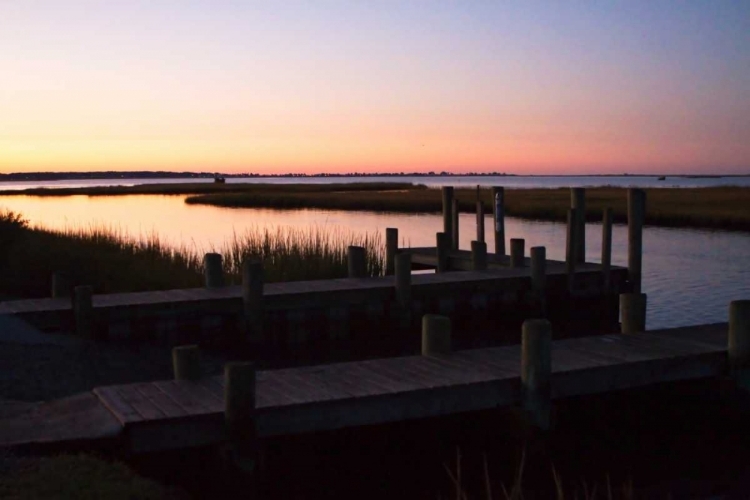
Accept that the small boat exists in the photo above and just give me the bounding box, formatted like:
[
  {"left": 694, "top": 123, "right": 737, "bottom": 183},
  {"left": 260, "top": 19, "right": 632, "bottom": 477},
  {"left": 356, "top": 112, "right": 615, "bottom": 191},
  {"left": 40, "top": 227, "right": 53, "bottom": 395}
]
[
  {"left": 214, "top": 176, "right": 226, "bottom": 184},
  {"left": 657, "top": 176, "right": 666, "bottom": 181}
]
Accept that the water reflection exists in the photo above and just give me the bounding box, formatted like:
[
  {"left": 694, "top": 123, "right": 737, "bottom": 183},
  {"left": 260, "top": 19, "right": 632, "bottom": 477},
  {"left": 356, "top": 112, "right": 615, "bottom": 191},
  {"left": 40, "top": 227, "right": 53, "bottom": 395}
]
[{"left": 1, "top": 194, "right": 748, "bottom": 330}]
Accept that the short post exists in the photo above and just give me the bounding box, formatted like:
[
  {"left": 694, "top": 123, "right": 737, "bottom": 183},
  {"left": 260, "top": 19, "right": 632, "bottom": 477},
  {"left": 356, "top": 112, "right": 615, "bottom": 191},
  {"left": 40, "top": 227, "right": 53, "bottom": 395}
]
[
  {"left": 442, "top": 187, "right": 454, "bottom": 244},
  {"left": 395, "top": 253, "right": 412, "bottom": 309},
  {"left": 172, "top": 345, "right": 201, "bottom": 381},
  {"left": 571, "top": 188, "right": 586, "bottom": 264},
  {"left": 628, "top": 189, "right": 646, "bottom": 293},
  {"left": 204, "top": 253, "right": 225, "bottom": 288},
  {"left": 601, "top": 208, "right": 613, "bottom": 293},
  {"left": 620, "top": 293, "right": 647, "bottom": 333},
  {"left": 729, "top": 300, "right": 750, "bottom": 389},
  {"left": 451, "top": 198, "right": 460, "bottom": 250},
  {"left": 385, "top": 228, "right": 398, "bottom": 276},
  {"left": 436, "top": 232, "right": 450, "bottom": 273},
  {"left": 347, "top": 245, "right": 367, "bottom": 278},
  {"left": 530, "top": 246, "right": 546, "bottom": 314},
  {"left": 224, "top": 362, "right": 257, "bottom": 456},
  {"left": 510, "top": 238, "right": 525, "bottom": 268},
  {"left": 521, "top": 319, "right": 552, "bottom": 430},
  {"left": 242, "top": 259, "right": 264, "bottom": 342},
  {"left": 471, "top": 240, "right": 487, "bottom": 271},
  {"left": 565, "top": 208, "right": 577, "bottom": 292},
  {"left": 492, "top": 187, "right": 505, "bottom": 255},
  {"left": 422, "top": 314, "right": 451, "bottom": 355},
  {"left": 476, "top": 186, "right": 485, "bottom": 243},
  {"left": 73, "top": 285, "right": 93, "bottom": 338},
  {"left": 51, "top": 271, "right": 70, "bottom": 299}
]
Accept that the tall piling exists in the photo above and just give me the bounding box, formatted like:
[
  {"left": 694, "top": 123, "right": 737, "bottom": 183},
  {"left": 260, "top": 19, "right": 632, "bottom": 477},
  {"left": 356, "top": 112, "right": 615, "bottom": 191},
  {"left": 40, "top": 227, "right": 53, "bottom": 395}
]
[
  {"left": 476, "top": 186, "right": 485, "bottom": 243},
  {"left": 471, "top": 240, "right": 487, "bottom": 271},
  {"left": 422, "top": 314, "right": 451, "bottom": 355},
  {"left": 628, "top": 189, "right": 646, "bottom": 293},
  {"left": 442, "top": 187, "right": 454, "bottom": 244},
  {"left": 394, "top": 253, "right": 412, "bottom": 309},
  {"left": 565, "top": 209, "right": 577, "bottom": 292},
  {"left": 571, "top": 188, "right": 586, "bottom": 264},
  {"left": 242, "top": 259, "right": 264, "bottom": 342},
  {"left": 620, "top": 293, "right": 647, "bottom": 333},
  {"left": 452, "top": 198, "right": 460, "bottom": 251},
  {"left": 492, "top": 187, "right": 505, "bottom": 255},
  {"left": 347, "top": 246, "right": 367, "bottom": 278},
  {"left": 173, "top": 345, "right": 201, "bottom": 381},
  {"left": 601, "top": 208, "right": 613, "bottom": 293},
  {"left": 530, "top": 246, "right": 546, "bottom": 315},
  {"left": 224, "top": 362, "right": 257, "bottom": 457},
  {"left": 521, "top": 319, "right": 552, "bottom": 430},
  {"left": 436, "top": 232, "right": 450, "bottom": 273},
  {"left": 204, "top": 253, "right": 224, "bottom": 288},
  {"left": 510, "top": 238, "right": 525, "bottom": 268},
  {"left": 385, "top": 228, "right": 398, "bottom": 276}
]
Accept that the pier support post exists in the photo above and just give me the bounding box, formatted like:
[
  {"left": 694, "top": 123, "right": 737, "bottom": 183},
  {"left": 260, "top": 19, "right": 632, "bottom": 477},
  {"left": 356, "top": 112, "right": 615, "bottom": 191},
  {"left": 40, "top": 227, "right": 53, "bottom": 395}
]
[
  {"left": 620, "top": 293, "right": 647, "bottom": 333},
  {"left": 601, "top": 208, "right": 613, "bottom": 293},
  {"left": 530, "top": 246, "right": 546, "bottom": 315},
  {"left": 492, "top": 187, "right": 505, "bottom": 255},
  {"left": 73, "top": 285, "right": 93, "bottom": 338},
  {"left": 729, "top": 300, "right": 750, "bottom": 389},
  {"left": 442, "top": 187, "right": 454, "bottom": 244},
  {"left": 385, "top": 228, "right": 398, "bottom": 276},
  {"left": 571, "top": 188, "right": 586, "bottom": 264},
  {"left": 204, "top": 253, "right": 225, "bottom": 288},
  {"left": 242, "top": 259, "right": 264, "bottom": 342},
  {"left": 173, "top": 345, "right": 201, "bottom": 381},
  {"left": 436, "top": 232, "right": 450, "bottom": 273},
  {"left": 348, "top": 246, "right": 367, "bottom": 278},
  {"left": 452, "top": 198, "right": 460, "bottom": 250},
  {"left": 510, "top": 238, "right": 525, "bottom": 268},
  {"left": 471, "top": 241, "right": 487, "bottom": 271},
  {"left": 395, "top": 253, "right": 412, "bottom": 308},
  {"left": 565, "top": 209, "right": 577, "bottom": 293},
  {"left": 521, "top": 319, "right": 552, "bottom": 430},
  {"left": 476, "top": 186, "right": 485, "bottom": 243},
  {"left": 628, "top": 189, "right": 646, "bottom": 293},
  {"left": 224, "top": 362, "right": 257, "bottom": 470},
  {"left": 422, "top": 314, "right": 451, "bottom": 355},
  {"left": 51, "top": 271, "right": 70, "bottom": 299}
]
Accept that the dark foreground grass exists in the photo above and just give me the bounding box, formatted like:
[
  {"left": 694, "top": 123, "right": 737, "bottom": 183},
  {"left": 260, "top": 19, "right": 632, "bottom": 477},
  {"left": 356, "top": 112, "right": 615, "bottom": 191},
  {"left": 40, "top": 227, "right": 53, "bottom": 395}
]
[
  {"left": 0, "top": 210, "right": 384, "bottom": 299},
  {"left": 186, "top": 186, "right": 750, "bottom": 231}
]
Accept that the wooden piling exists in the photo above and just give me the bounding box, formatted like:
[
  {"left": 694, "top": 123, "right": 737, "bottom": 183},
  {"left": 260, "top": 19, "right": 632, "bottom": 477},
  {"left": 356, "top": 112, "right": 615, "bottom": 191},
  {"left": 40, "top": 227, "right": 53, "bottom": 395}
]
[
  {"left": 73, "top": 285, "right": 93, "bottom": 338},
  {"left": 204, "top": 253, "right": 224, "bottom": 288},
  {"left": 628, "top": 189, "right": 646, "bottom": 293},
  {"left": 451, "top": 198, "right": 460, "bottom": 251},
  {"left": 492, "top": 187, "right": 505, "bottom": 255},
  {"left": 620, "top": 293, "right": 647, "bottom": 333},
  {"left": 565, "top": 208, "right": 577, "bottom": 292},
  {"left": 347, "top": 246, "right": 367, "bottom": 278},
  {"left": 385, "top": 228, "right": 398, "bottom": 276},
  {"left": 394, "top": 252, "right": 412, "bottom": 309},
  {"left": 530, "top": 246, "right": 546, "bottom": 314},
  {"left": 476, "top": 186, "right": 485, "bottom": 243},
  {"left": 172, "top": 345, "right": 201, "bottom": 381},
  {"left": 510, "top": 238, "right": 525, "bottom": 268},
  {"left": 471, "top": 241, "right": 487, "bottom": 271},
  {"left": 242, "top": 259, "right": 264, "bottom": 342},
  {"left": 521, "top": 319, "right": 552, "bottom": 430},
  {"left": 436, "top": 232, "right": 450, "bottom": 273},
  {"left": 442, "top": 187, "right": 454, "bottom": 244},
  {"left": 224, "top": 362, "right": 257, "bottom": 447},
  {"left": 51, "top": 271, "right": 70, "bottom": 299},
  {"left": 729, "top": 300, "right": 750, "bottom": 388},
  {"left": 422, "top": 314, "right": 451, "bottom": 355},
  {"left": 601, "top": 208, "right": 613, "bottom": 293},
  {"left": 571, "top": 188, "right": 586, "bottom": 264}
]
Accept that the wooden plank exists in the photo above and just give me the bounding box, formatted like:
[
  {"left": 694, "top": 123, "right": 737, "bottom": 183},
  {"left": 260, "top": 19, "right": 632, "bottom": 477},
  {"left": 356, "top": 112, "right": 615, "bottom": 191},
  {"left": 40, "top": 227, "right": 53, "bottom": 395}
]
[
  {"left": 302, "top": 363, "right": 387, "bottom": 398},
  {"left": 151, "top": 380, "right": 216, "bottom": 416},
  {"left": 93, "top": 386, "right": 143, "bottom": 425},
  {"left": 272, "top": 369, "right": 348, "bottom": 402},
  {"left": 133, "top": 383, "right": 188, "bottom": 419}
]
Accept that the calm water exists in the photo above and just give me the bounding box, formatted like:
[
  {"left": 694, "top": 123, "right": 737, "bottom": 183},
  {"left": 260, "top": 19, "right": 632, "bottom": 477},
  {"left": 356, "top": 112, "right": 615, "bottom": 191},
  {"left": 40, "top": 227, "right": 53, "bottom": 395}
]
[{"left": 1, "top": 190, "right": 748, "bottom": 331}]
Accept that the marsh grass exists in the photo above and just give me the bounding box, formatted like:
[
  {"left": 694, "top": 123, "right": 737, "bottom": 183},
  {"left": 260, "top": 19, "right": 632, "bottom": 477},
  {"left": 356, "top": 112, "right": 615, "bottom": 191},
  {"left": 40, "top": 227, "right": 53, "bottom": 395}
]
[
  {"left": 186, "top": 186, "right": 750, "bottom": 231},
  {"left": 0, "top": 210, "right": 384, "bottom": 299}
]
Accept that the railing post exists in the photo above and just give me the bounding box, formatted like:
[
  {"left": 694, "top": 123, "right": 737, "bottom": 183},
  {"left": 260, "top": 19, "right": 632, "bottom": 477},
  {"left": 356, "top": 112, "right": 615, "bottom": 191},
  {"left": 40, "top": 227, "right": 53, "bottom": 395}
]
[
  {"left": 394, "top": 253, "right": 412, "bottom": 308},
  {"left": 452, "top": 198, "right": 460, "bottom": 251},
  {"left": 530, "top": 246, "right": 546, "bottom": 315},
  {"left": 476, "top": 185, "right": 485, "bottom": 243},
  {"left": 492, "top": 187, "right": 505, "bottom": 255},
  {"left": 521, "top": 319, "right": 552, "bottom": 430},
  {"left": 204, "top": 252, "right": 225, "bottom": 288},
  {"left": 510, "top": 238, "right": 525, "bottom": 268},
  {"left": 347, "top": 246, "right": 367, "bottom": 278},
  {"left": 601, "top": 208, "right": 613, "bottom": 293},
  {"left": 442, "top": 187, "right": 454, "bottom": 244},
  {"left": 471, "top": 240, "right": 487, "bottom": 271},
  {"left": 436, "top": 232, "right": 450, "bottom": 273},
  {"left": 620, "top": 293, "right": 647, "bottom": 333},
  {"left": 565, "top": 208, "right": 577, "bottom": 293},
  {"left": 571, "top": 188, "right": 586, "bottom": 264},
  {"left": 173, "top": 345, "right": 201, "bottom": 381},
  {"left": 242, "top": 259, "right": 264, "bottom": 342},
  {"left": 628, "top": 189, "right": 646, "bottom": 293},
  {"left": 422, "top": 314, "right": 451, "bottom": 355},
  {"left": 729, "top": 300, "right": 750, "bottom": 389},
  {"left": 224, "top": 362, "right": 257, "bottom": 468},
  {"left": 73, "top": 285, "right": 93, "bottom": 338},
  {"left": 51, "top": 271, "right": 70, "bottom": 299},
  {"left": 385, "top": 228, "right": 398, "bottom": 276}
]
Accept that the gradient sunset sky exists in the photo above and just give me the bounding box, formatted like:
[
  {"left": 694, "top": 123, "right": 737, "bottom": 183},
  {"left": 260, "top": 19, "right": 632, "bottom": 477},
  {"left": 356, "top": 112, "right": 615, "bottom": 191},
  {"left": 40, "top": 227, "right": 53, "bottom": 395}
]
[{"left": 2, "top": 2, "right": 749, "bottom": 175}]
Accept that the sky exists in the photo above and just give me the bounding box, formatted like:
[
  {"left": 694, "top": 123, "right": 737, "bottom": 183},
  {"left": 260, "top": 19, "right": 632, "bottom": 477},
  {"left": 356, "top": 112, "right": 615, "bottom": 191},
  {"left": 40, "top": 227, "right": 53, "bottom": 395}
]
[{"left": 1, "top": 1, "right": 749, "bottom": 175}]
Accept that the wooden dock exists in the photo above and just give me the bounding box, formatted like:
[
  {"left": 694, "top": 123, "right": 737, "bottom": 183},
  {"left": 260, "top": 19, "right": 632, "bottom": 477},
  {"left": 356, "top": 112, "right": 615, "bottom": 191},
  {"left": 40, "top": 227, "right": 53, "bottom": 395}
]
[{"left": 0, "top": 323, "right": 730, "bottom": 454}]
